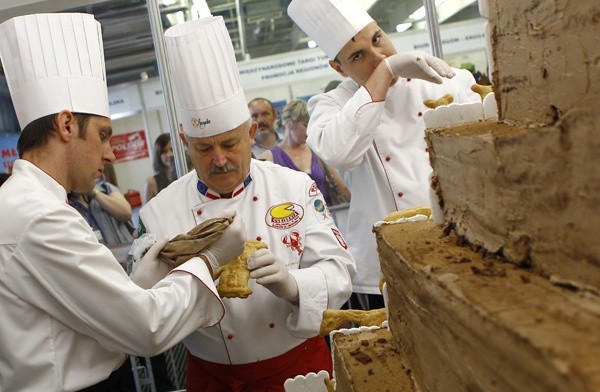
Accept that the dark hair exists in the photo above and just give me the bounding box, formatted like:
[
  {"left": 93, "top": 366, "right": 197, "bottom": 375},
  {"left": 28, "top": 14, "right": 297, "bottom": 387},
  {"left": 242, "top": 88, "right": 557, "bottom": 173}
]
[
  {"left": 153, "top": 133, "right": 172, "bottom": 176},
  {"left": 0, "top": 172, "right": 10, "bottom": 187},
  {"left": 17, "top": 112, "right": 92, "bottom": 157},
  {"left": 248, "top": 97, "right": 275, "bottom": 115}
]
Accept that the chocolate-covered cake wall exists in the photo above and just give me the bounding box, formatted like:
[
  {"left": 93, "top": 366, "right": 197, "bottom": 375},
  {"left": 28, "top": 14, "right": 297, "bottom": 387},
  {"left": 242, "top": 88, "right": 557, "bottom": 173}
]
[
  {"left": 374, "top": 0, "right": 600, "bottom": 390},
  {"left": 427, "top": 0, "right": 600, "bottom": 289},
  {"left": 489, "top": 0, "right": 600, "bottom": 126}
]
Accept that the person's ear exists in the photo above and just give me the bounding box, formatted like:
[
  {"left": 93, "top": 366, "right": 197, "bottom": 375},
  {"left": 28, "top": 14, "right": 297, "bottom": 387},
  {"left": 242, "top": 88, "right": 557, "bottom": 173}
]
[
  {"left": 55, "top": 110, "right": 76, "bottom": 142},
  {"left": 329, "top": 59, "right": 347, "bottom": 78},
  {"left": 249, "top": 121, "right": 258, "bottom": 141},
  {"left": 179, "top": 131, "right": 188, "bottom": 147},
  {"left": 283, "top": 118, "right": 292, "bottom": 130}
]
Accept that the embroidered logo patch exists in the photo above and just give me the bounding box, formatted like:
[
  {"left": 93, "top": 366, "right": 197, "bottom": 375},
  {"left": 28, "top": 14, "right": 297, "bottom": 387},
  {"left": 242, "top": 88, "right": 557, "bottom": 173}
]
[
  {"left": 331, "top": 228, "right": 348, "bottom": 249},
  {"left": 191, "top": 117, "right": 211, "bottom": 128},
  {"left": 265, "top": 203, "right": 304, "bottom": 229},
  {"left": 308, "top": 182, "right": 319, "bottom": 197},
  {"left": 282, "top": 230, "right": 303, "bottom": 255},
  {"left": 313, "top": 199, "right": 328, "bottom": 219}
]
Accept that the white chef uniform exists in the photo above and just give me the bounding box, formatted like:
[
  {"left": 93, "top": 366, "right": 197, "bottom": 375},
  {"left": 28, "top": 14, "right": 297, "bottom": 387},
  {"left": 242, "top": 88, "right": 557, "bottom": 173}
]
[
  {"left": 288, "top": 0, "right": 482, "bottom": 294},
  {"left": 307, "top": 72, "right": 481, "bottom": 294},
  {"left": 0, "top": 160, "right": 224, "bottom": 391},
  {"left": 139, "top": 159, "right": 356, "bottom": 363},
  {"left": 0, "top": 13, "right": 224, "bottom": 391},
  {"left": 141, "top": 14, "right": 354, "bottom": 374}
]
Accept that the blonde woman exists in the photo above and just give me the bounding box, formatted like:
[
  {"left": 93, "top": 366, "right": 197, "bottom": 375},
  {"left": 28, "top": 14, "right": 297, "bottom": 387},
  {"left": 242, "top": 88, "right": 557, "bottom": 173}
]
[{"left": 260, "top": 100, "right": 350, "bottom": 205}]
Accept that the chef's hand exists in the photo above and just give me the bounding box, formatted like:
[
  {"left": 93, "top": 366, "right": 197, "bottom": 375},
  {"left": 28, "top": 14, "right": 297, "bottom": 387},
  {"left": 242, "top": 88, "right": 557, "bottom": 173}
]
[
  {"left": 130, "top": 237, "right": 171, "bottom": 289},
  {"left": 201, "top": 211, "right": 247, "bottom": 276},
  {"left": 248, "top": 249, "right": 299, "bottom": 302},
  {"left": 383, "top": 51, "right": 455, "bottom": 84}
]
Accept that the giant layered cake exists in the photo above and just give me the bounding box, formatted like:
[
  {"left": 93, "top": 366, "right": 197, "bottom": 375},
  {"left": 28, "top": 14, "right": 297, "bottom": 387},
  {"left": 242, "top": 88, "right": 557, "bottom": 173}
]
[
  {"left": 427, "top": 0, "right": 600, "bottom": 288},
  {"left": 375, "top": 0, "right": 600, "bottom": 391},
  {"left": 330, "top": 325, "right": 416, "bottom": 392}
]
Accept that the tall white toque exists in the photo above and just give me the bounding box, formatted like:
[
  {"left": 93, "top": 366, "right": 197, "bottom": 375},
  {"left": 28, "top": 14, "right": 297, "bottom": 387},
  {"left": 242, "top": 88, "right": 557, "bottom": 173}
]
[
  {"left": 165, "top": 16, "right": 248, "bottom": 138},
  {"left": 288, "top": 0, "right": 374, "bottom": 59},
  {"left": 0, "top": 13, "right": 109, "bottom": 131}
]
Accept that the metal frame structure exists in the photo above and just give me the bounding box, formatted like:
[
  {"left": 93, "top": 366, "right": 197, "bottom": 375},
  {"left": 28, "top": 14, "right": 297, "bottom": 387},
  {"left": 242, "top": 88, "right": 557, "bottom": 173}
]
[{"left": 144, "top": 0, "right": 449, "bottom": 179}]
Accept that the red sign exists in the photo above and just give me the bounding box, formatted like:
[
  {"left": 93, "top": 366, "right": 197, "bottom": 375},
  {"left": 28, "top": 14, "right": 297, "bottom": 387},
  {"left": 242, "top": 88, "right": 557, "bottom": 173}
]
[
  {"left": 0, "top": 135, "right": 19, "bottom": 173},
  {"left": 110, "top": 130, "right": 149, "bottom": 163}
]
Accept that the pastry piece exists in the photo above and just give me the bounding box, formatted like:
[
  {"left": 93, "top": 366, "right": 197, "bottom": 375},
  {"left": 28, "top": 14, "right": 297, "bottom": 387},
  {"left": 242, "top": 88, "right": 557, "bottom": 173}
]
[
  {"left": 320, "top": 308, "right": 387, "bottom": 336},
  {"left": 324, "top": 378, "right": 336, "bottom": 392},
  {"left": 423, "top": 93, "right": 454, "bottom": 109},
  {"left": 470, "top": 83, "right": 494, "bottom": 101},
  {"left": 383, "top": 206, "right": 431, "bottom": 222},
  {"left": 214, "top": 240, "right": 267, "bottom": 299}
]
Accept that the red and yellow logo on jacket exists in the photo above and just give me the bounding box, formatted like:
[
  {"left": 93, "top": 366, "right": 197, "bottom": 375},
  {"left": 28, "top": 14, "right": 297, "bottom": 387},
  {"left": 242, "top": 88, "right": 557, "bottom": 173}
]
[{"left": 265, "top": 202, "right": 304, "bottom": 229}]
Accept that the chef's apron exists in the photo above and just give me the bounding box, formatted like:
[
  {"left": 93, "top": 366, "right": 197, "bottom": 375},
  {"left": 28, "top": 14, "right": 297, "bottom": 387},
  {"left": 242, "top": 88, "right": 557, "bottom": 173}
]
[{"left": 186, "top": 336, "right": 332, "bottom": 391}]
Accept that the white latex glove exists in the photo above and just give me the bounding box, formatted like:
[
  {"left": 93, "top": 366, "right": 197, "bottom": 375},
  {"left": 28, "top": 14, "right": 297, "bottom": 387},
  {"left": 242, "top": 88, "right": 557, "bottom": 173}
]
[
  {"left": 383, "top": 51, "right": 455, "bottom": 84},
  {"left": 130, "top": 237, "right": 171, "bottom": 289},
  {"left": 248, "top": 248, "right": 299, "bottom": 302},
  {"left": 201, "top": 210, "right": 247, "bottom": 275}
]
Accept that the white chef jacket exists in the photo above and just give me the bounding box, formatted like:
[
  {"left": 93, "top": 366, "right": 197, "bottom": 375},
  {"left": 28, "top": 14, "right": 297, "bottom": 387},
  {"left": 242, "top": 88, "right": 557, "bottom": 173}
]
[
  {"left": 0, "top": 159, "right": 225, "bottom": 392},
  {"left": 139, "top": 159, "right": 356, "bottom": 364},
  {"left": 307, "top": 69, "right": 481, "bottom": 294}
]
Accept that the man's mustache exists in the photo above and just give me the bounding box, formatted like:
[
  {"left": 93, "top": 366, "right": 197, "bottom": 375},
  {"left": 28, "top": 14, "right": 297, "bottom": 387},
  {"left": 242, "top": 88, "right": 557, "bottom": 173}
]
[
  {"left": 257, "top": 122, "right": 270, "bottom": 129},
  {"left": 209, "top": 163, "right": 237, "bottom": 174}
]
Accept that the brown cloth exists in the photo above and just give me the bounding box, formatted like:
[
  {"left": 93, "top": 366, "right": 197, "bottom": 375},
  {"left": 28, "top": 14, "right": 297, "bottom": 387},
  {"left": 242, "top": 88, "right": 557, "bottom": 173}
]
[{"left": 158, "top": 217, "right": 232, "bottom": 268}]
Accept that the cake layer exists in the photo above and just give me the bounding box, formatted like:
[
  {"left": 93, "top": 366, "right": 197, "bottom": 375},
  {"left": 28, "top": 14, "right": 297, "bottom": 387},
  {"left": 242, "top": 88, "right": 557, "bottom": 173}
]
[
  {"left": 332, "top": 327, "right": 415, "bottom": 392},
  {"left": 376, "top": 220, "right": 600, "bottom": 392},
  {"left": 487, "top": 0, "right": 600, "bottom": 125},
  {"left": 426, "top": 103, "right": 600, "bottom": 289}
]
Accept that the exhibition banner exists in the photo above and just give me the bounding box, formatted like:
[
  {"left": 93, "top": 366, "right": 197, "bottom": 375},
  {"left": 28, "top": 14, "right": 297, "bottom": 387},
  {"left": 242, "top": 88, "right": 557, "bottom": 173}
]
[
  {"left": 0, "top": 135, "right": 18, "bottom": 173},
  {"left": 110, "top": 130, "right": 149, "bottom": 163}
]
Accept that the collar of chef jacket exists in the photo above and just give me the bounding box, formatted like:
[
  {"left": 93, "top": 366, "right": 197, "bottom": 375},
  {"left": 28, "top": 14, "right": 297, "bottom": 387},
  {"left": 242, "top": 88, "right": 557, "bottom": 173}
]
[
  {"left": 196, "top": 173, "right": 252, "bottom": 199},
  {"left": 13, "top": 159, "right": 68, "bottom": 203}
]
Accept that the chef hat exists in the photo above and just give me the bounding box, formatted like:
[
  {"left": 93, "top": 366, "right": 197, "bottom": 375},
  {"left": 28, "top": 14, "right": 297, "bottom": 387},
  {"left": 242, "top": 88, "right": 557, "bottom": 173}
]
[
  {"left": 0, "top": 13, "right": 109, "bottom": 131},
  {"left": 288, "top": 0, "right": 374, "bottom": 59},
  {"left": 165, "top": 16, "right": 248, "bottom": 138}
]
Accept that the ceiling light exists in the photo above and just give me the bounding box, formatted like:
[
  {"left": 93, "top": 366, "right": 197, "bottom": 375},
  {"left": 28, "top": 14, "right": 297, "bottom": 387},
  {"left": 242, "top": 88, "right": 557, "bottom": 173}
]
[
  {"left": 396, "top": 23, "right": 412, "bottom": 33},
  {"left": 192, "top": 0, "right": 211, "bottom": 18},
  {"left": 409, "top": 6, "right": 426, "bottom": 20},
  {"left": 409, "top": 0, "right": 447, "bottom": 21},
  {"left": 308, "top": 40, "right": 317, "bottom": 49}
]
